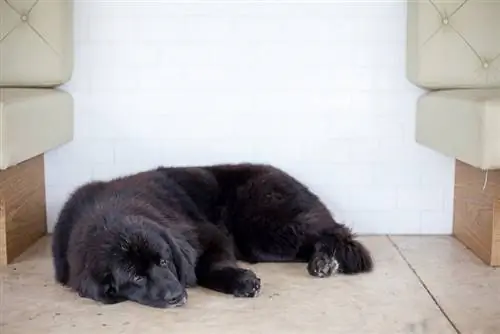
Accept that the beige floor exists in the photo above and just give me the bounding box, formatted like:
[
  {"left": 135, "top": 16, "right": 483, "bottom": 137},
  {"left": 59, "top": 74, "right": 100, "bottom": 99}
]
[{"left": 0, "top": 236, "right": 499, "bottom": 334}]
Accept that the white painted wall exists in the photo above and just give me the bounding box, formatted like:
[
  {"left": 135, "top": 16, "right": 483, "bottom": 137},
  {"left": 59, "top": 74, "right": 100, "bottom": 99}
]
[{"left": 45, "top": 1, "right": 454, "bottom": 234}]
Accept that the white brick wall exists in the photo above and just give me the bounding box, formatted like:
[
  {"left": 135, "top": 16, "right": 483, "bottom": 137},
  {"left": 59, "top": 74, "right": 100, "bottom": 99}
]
[{"left": 45, "top": 1, "right": 455, "bottom": 234}]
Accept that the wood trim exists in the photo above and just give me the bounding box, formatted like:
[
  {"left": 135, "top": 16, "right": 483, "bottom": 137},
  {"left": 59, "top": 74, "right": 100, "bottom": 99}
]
[
  {"left": 453, "top": 160, "right": 500, "bottom": 266},
  {"left": 0, "top": 155, "right": 47, "bottom": 265}
]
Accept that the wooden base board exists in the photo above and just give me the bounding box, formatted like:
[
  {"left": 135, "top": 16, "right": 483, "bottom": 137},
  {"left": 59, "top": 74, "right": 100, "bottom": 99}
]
[
  {"left": 0, "top": 155, "right": 47, "bottom": 265},
  {"left": 453, "top": 160, "right": 500, "bottom": 266}
]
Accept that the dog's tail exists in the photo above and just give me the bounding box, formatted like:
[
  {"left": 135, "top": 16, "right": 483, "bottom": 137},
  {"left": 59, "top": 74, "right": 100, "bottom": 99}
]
[
  {"left": 335, "top": 234, "right": 374, "bottom": 274},
  {"left": 312, "top": 220, "right": 374, "bottom": 274},
  {"left": 299, "top": 207, "right": 374, "bottom": 274}
]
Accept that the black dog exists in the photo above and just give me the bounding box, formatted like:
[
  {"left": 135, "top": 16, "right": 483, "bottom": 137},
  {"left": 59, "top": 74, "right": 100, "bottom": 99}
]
[{"left": 52, "top": 163, "right": 373, "bottom": 308}]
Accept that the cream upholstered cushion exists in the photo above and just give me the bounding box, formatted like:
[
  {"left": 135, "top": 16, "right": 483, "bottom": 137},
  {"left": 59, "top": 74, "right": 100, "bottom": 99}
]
[
  {"left": 0, "top": 88, "right": 73, "bottom": 170},
  {"left": 407, "top": 0, "right": 500, "bottom": 89},
  {"left": 416, "top": 89, "right": 500, "bottom": 170},
  {"left": 0, "top": 0, "right": 73, "bottom": 87}
]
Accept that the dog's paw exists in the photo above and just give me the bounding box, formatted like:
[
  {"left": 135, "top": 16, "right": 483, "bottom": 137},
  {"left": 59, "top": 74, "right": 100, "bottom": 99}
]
[
  {"left": 307, "top": 253, "right": 340, "bottom": 278},
  {"left": 232, "top": 269, "right": 261, "bottom": 298}
]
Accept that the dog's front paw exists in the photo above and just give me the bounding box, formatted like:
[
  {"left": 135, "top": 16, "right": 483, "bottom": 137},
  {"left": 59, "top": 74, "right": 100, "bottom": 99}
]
[
  {"left": 307, "top": 253, "right": 339, "bottom": 278},
  {"left": 232, "top": 269, "right": 261, "bottom": 298}
]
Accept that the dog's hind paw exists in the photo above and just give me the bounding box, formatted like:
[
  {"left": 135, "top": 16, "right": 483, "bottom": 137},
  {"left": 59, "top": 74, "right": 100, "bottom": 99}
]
[{"left": 307, "top": 253, "right": 340, "bottom": 278}]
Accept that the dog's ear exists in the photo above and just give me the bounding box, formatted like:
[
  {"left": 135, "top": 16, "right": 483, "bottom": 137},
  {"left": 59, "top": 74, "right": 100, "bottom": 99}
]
[{"left": 159, "top": 229, "right": 196, "bottom": 287}]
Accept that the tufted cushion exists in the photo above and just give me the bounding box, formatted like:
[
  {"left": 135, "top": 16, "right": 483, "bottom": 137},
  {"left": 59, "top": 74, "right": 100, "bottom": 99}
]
[
  {"left": 416, "top": 89, "right": 500, "bottom": 170},
  {"left": 0, "top": 88, "right": 73, "bottom": 169},
  {"left": 0, "top": 0, "right": 73, "bottom": 87},
  {"left": 407, "top": 0, "right": 500, "bottom": 89}
]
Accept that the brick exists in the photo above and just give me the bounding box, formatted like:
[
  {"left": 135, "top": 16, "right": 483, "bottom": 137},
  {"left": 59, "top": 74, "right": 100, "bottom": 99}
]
[{"left": 44, "top": 2, "right": 453, "bottom": 235}]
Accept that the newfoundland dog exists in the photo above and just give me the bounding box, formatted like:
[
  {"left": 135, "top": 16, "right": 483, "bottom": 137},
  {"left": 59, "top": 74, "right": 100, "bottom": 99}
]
[{"left": 52, "top": 163, "right": 373, "bottom": 308}]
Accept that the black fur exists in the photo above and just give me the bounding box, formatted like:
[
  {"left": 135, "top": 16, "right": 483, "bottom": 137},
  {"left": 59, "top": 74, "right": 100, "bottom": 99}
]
[{"left": 52, "top": 163, "right": 373, "bottom": 308}]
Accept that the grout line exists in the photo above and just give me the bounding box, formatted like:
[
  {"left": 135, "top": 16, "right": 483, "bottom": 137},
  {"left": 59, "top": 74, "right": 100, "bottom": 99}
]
[{"left": 387, "top": 236, "right": 461, "bottom": 334}]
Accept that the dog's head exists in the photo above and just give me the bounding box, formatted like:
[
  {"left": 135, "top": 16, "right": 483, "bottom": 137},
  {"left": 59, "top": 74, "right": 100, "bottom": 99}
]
[{"left": 75, "top": 216, "right": 194, "bottom": 308}]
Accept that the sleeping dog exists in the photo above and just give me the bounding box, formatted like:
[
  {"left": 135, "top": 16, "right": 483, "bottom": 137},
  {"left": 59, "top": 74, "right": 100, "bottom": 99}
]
[{"left": 52, "top": 163, "right": 373, "bottom": 308}]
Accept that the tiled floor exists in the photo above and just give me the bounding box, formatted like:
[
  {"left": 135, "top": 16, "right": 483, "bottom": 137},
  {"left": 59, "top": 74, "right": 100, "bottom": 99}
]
[{"left": 1, "top": 236, "right": 499, "bottom": 334}]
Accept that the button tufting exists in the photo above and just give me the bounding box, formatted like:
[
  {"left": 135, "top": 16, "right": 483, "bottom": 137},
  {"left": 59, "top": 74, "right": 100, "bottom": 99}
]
[
  {"left": 442, "top": 18, "right": 449, "bottom": 25},
  {"left": 483, "top": 62, "right": 490, "bottom": 69},
  {"left": 20, "top": 14, "right": 28, "bottom": 22}
]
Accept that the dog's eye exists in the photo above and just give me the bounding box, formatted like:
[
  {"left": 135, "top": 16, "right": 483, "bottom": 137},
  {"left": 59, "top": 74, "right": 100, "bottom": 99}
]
[{"left": 159, "top": 259, "right": 168, "bottom": 267}]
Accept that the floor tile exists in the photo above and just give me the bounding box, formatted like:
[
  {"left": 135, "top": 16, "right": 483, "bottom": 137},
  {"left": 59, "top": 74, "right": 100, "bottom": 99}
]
[
  {"left": 1, "top": 236, "right": 455, "bottom": 334},
  {"left": 392, "top": 236, "right": 500, "bottom": 334}
]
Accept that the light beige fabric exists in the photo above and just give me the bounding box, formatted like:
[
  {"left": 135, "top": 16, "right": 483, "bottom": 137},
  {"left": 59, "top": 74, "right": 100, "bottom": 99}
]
[
  {"left": 0, "top": 0, "right": 73, "bottom": 87},
  {"left": 407, "top": 0, "right": 500, "bottom": 89},
  {"left": 416, "top": 89, "right": 500, "bottom": 170},
  {"left": 0, "top": 88, "right": 73, "bottom": 170}
]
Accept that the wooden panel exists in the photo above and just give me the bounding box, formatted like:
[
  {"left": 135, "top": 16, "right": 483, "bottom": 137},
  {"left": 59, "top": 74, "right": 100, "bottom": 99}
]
[
  {"left": 0, "top": 155, "right": 47, "bottom": 265},
  {"left": 453, "top": 160, "right": 500, "bottom": 266},
  {"left": 492, "top": 201, "right": 500, "bottom": 266}
]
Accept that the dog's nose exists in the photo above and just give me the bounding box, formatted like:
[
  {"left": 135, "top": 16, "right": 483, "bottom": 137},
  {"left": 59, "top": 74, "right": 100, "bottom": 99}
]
[{"left": 165, "top": 291, "right": 187, "bottom": 306}]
